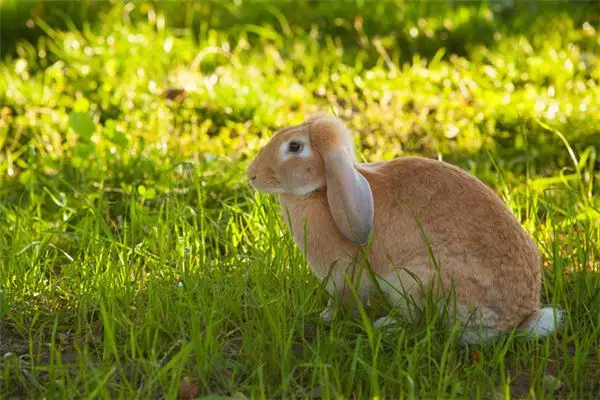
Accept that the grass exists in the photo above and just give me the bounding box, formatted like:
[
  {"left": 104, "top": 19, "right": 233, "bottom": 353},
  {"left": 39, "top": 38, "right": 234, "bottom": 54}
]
[{"left": 0, "top": 0, "right": 599, "bottom": 398}]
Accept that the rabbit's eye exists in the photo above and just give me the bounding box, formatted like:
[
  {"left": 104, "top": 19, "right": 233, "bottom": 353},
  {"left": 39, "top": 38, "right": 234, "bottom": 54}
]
[{"left": 288, "top": 141, "right": 303, "bottom": 153}]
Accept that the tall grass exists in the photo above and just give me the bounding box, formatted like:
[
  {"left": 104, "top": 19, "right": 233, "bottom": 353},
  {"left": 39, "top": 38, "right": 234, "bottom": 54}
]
[{"left": 0, "top": 1, "right": 599, "bottom": 398}]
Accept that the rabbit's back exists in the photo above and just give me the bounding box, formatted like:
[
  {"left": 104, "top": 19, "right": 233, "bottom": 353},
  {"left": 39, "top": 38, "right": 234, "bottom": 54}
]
[
  {"left": 360, "top": 156, "right": 541, "bottom": 326},
  {"left": 361, "top": 156, "right": 539, "bottom": 264}
]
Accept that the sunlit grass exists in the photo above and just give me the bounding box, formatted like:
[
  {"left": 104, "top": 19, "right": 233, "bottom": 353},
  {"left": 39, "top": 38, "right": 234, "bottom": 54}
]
[{"left": 0, "top": 1, "right": 599, "bottom": 398}]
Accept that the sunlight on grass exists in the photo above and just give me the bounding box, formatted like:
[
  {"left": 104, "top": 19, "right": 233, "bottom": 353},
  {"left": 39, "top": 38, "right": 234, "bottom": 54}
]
[{"left": 0, "top": 0, "right": 599, "bottom": 398}]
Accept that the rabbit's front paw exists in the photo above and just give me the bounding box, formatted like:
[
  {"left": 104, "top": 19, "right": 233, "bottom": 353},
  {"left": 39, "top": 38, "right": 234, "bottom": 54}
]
[
  {"left": 374, "top": 315, "right": 401, "bottom": 333},
  {"left": 319, "top": 307, "right": 335, "bottom": 325}
]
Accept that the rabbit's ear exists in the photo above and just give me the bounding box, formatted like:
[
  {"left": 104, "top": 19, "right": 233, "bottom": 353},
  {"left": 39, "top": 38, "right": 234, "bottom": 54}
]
[{"left": 323, "top": 149, "right": 374, "bottom": 245}]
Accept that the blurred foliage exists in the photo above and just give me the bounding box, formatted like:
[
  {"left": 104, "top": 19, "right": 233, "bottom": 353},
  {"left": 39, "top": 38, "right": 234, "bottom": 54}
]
[{"left": 0, "top": 0, "right": 108, "bottom": 57}]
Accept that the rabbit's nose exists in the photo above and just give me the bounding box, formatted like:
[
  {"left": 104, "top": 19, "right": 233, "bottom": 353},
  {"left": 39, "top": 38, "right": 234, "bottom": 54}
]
[
  {"left": 247, "top": 168, "right": 257, "bottom": 181},
  {"left": 247, "top": 160, "right": 258, "bottom": 182}
]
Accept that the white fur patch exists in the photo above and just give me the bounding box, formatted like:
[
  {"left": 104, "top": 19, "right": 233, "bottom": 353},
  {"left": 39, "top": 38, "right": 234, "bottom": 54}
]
[
  {"left": 290, "top": 181, "right": 322, "bottom": 196},
  {"left": 373, "top": 315, "right": 401, "bottom": 333},
  {"left": 519, "top": 307, "right": 564, "bottom": 337},
  {"left": 319, "top": 307, "right": 335, "bottom": 324}
]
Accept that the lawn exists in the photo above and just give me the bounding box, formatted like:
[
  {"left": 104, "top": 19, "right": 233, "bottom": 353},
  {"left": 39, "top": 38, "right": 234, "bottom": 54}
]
[{"left": 0, "top": 0, "right": 599, "bottom": 398}]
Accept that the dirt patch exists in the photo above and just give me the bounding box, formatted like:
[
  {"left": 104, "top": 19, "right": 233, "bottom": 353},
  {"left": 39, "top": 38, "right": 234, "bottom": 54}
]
[
  {"left": 0, "top": 320, "right": 29, "bottom": 356},
  {"left": 504, "top": 335, "right": 600, "bottom": 398}
]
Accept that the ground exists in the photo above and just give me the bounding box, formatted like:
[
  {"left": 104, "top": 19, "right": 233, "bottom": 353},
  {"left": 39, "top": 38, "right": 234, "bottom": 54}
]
[{"left": 0, "top": 1, "right": 599, "bottom": 398}]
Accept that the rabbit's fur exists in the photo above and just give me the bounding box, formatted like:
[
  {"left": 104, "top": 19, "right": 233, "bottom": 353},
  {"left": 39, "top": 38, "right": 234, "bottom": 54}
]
[{"left": 247, "top": 114, "right": 563, "bottom": 344}]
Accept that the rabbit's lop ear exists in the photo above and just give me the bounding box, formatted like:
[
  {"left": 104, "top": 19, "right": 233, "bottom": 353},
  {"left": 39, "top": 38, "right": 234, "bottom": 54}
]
[
  {"left": 311, "top": 116, "right": 374, "bottom": 245},
  {"left": 324, "top": 149, "right": 374, "bottom": 244}
]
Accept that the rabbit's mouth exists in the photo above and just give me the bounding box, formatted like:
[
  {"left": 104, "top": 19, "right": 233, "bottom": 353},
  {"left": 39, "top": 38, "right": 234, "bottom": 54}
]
[
  {"left": 250, "top": 179, "right": 323, "bottom": 196},
  {"left": 253, "top": 185, "right": 285, "bottom": 194},
  {"left": 248, "top": 167, "right": 286, "bottom": 194},
  {"left": 248, "top": 179, "right": 285, "bottom": 194}
]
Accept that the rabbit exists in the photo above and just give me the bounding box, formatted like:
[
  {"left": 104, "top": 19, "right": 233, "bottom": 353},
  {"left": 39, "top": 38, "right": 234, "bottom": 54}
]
[{"left": 246, "top": 113, "right": 564, "bottom": 344}]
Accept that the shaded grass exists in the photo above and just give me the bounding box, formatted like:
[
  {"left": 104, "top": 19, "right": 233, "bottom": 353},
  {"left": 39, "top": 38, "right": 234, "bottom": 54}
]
[{"left": 1, "top": 1, "right": 599, "bottom": 398}]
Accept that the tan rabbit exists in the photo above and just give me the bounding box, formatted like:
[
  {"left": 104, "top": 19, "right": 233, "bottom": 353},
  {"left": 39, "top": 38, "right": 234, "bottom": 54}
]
[{"left": 246, "top": 114, "right": 563, "bottom": 344}]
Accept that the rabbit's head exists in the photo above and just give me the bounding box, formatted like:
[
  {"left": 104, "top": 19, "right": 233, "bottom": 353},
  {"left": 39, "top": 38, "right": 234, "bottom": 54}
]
[
  {"left": 246, "top": 117, "right": 325, "bottom": 196},
  {"left": 247, "top": 114, "right": 374, "bottom": 244}
]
